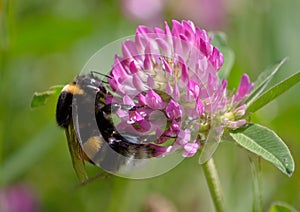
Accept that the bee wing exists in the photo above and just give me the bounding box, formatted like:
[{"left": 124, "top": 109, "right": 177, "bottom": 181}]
[{"left": 65, "top": 122, "right": 89, "bottom": 182}]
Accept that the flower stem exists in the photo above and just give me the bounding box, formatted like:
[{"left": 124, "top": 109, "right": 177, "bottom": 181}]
[
  {"left": 249, "top": 155, "right": 262, "bottom": 212},
  {"left": 202, "top": 158, "right": 226, "bottom": 212}
]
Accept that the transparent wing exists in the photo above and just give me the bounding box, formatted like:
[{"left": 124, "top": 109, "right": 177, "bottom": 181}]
[{"left": 65, "top": 122, "right": 89, "bottom": 182}]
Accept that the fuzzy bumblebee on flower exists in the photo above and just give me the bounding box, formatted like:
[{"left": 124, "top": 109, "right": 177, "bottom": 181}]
[{"left": 32, "top": 20, "right": 299, "bottom": 211}]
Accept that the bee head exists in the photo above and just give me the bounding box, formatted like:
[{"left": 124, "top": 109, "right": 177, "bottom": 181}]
[{"left": 76, "top": 75, "right": 107, "bottom": 95}]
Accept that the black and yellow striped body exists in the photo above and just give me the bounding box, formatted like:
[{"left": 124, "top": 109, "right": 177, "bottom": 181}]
[{"left": 56, "top": 74, "right": 160, "bottom": 176}]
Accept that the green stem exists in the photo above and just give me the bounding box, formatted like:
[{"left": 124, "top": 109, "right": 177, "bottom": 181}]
[
  {"left": 202, "top": 158, "right": 226, "bottom": 212},
  {"left": 258, "top": 157, "right": 262, "bottom": 211},
  {"left": 249, "top": 156, "right": 262, "bottom": 212}
]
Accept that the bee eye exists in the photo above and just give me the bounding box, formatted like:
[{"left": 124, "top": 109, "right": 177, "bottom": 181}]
[{"left": 82, "top": 78, "right": 93, "bottom": 85}]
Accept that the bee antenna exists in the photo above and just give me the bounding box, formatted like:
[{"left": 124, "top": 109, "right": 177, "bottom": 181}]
[{"left": 90, "top": 71, "right": 112, "bottom": 79}]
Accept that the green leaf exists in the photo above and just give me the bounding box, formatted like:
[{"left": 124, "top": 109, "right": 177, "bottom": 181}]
[
  {"left": 211, "top": 32, "right": 235, "bottom": 79},
  {"left": 31, "top": 85, "right": 64, "bottom": 108},
  {"left": 230, "top": 124, "right": 294, "bottom": 177},
  {"left": 247, "top": 71, "right": 300, "bottom": 112},
  {"left": 269, "top": 201, "right": 298, "bottom": 212},
  {"left": 246, "top": 58, "right": 287, "bottom": 105}
]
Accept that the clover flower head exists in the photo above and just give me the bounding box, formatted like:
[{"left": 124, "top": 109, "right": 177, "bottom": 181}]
[{"left": 108, "top": 20, "right": 253, "bottom": 158}]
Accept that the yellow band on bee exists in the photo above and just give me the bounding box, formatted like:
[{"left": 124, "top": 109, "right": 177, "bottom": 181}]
[{"left": 62, "top": 84, "right": 84, "bottom": 95}]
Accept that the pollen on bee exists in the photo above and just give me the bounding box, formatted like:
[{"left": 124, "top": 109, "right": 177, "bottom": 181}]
[{"left": 62, "top": 84, "right": 84, "bottom": 95}]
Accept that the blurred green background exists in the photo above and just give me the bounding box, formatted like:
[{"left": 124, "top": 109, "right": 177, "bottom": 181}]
[{"left": 1, "top": 0, "right": 300, "bottom": 211}]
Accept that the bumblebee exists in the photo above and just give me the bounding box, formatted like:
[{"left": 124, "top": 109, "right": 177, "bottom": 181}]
[{"left": 56, "top": 73, "right": 163, "bottom": 181}]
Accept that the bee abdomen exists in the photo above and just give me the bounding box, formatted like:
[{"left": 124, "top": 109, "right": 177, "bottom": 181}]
[{"left": 56, "top": 90, "right": 73, "bottom": 128}]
